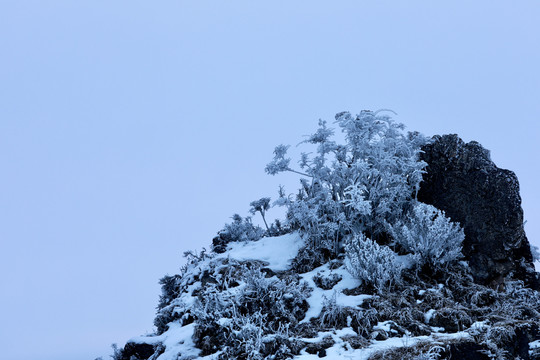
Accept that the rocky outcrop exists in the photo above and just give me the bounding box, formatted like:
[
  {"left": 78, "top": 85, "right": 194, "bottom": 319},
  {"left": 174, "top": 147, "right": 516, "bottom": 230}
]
[
  {"left": 418, "top": 134, "right": 538, "bottom": 289},
  {"left": 110, "top": 129, "right": 540, "bottom": 360}
]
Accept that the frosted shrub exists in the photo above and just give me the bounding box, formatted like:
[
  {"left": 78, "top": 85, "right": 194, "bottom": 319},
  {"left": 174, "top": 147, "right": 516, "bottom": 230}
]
[
  {"left": 335, "top": 111, "right": 427, "bottom": 233},
  {"left": 319, "top": 293, "right": 349, "bottom": 329},
  {"left": 190, "top": 263, "right": 311, "bottom": 358},
  {"left": 345, "top": 233, "right": 402, "bottom": 293},
  {"left": 155, "top": 249, "right": 212, "bottom": 333},
  {"left": 213, "top": 214, "right": 264, "bottom": 253},
  {"left": 223, "top": 214, "right": 264, "bottom": 242},
  {"left": 224, "top": 312, "right": 267, "bottom": 360},
  {"left": 286, "top": 187, "right": 344, "bottom": 250},
  {"left": 237, "top": 267, "right": 311, "bottom": 330},
  {"left": 390, "top": 202, "right": 464, "bottom": 270}
]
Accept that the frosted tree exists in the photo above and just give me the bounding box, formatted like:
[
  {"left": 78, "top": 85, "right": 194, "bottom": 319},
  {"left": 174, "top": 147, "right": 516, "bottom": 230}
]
[
  {"left": 266, "top": 111, "right": 428, "bottom": 249},
  {"left": 334, "top": 111, "right": 427, "bottom": 235}
]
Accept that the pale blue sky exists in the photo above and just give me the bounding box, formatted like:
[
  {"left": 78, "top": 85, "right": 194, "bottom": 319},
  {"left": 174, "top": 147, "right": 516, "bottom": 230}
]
[{"left": 0, "top": 1, "right": 539, "bottom": 359}]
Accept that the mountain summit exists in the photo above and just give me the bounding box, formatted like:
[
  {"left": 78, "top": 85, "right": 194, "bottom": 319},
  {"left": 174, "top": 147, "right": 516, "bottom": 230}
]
[{"left": 110, "top": 111, "right": 540, "bottom": 360}]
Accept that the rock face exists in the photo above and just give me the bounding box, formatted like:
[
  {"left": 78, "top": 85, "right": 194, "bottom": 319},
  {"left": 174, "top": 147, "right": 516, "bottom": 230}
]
[{"left": 418, "top": 134, "right": 538, "bottom": 288}]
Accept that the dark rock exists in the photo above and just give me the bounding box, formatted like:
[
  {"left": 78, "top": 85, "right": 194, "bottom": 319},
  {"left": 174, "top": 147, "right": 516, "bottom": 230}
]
[
  {"left": 211, "top": 234, "right": 228, "bottom": 254},
  {"left": 439, "top": 341, "right": 491, "bottom": 360},
  {"left": 120, "top": 342, "right": 156, "bottom": 360},
  {"left": 405, "top": 321, "right": 432, "bottom": 336},
  {"left": 304, "top": 336, "right": 334, "bottom": 356},
  {"left": 372, "top": 331, "right": 388, "bottom": 341},
  {"left": 499, "top": 322, "right": 540, "bottom": 359},
  {"left": 418, "top": 134, "right": 538, "bottom": 288},
  {"left": 260, "top": 267, "right": 276, "bottom": 278}
]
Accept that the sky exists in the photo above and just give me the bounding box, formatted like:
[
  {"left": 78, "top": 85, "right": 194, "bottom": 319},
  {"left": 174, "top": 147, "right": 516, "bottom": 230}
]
[{"left": 0, "top": 1, "right": 539, "bottom": 359}]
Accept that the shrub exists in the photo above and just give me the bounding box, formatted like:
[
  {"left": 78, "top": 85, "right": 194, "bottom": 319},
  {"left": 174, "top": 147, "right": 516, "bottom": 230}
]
[
  {"left": 369, "top": 341, "right": 445, "bottom": 360},
  {"left": 212, "top": 214, "right": 264, "bottom": 253},
  {"left": 236, "top": 267, "right": 311, "bottom": 330},
  {"left": 390, "top": 202, "right": 464, "bottom": 270},
  {"left": 345, "top": 233, "right": 402, "bottom": 293},
  {"left": 319, "top": 293, "right": 350, "bottom": 329},
  {"left": 222, "top": 312, "right": 267, "bottom": 360},
  {"left": 191, "top": 263, "right": 311, "bottom": 358}
]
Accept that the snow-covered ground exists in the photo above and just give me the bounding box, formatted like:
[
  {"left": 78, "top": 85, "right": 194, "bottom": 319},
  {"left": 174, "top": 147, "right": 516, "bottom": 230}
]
[
  {"left": 126, "top": 234, "right": 307, "bottom": 360},
  {"left": 125, "top": 233, "right": 502, "bottom": 360},
  {"left": 217, "top": 232, "right": 305, "bottom": 271}
]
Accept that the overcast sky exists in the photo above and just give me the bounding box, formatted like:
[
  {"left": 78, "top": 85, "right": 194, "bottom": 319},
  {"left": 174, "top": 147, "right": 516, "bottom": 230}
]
[{"left": 1, "top": 1, "right": 539, "bottom": 359}]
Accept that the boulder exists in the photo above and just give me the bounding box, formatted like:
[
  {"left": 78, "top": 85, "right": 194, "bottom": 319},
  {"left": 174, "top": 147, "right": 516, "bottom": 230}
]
[
  {"left": 439, "top": 341, "right": 491, "bottom": 360},
  {"left": 119, "top": 342, "right": 156, "bottom": 360},
  {"left": 418, "top": 134, "right": 538, "bottom": 288}
]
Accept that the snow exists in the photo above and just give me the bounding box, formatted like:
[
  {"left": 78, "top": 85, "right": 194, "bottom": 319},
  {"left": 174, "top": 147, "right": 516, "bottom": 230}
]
[
  {"left": 299, "top": 327, "right": 357, "bottom": 344},
  {"left": 395, "top": 254, "right": 415, "bottom": 269},
  {"left": 374, "top": 321, "right": 393, "bottom": 332},
  {"left": 218, "top": 232, "right": 304, "bottom": 271},
  {"left": 469, "top": 321, "right": 489, "bottom": 332},
  {"left": 338, "top": 293, "right": 372, "bottom": 307},
  {"left": 294, "top": 330, "right": 471, "bottom": 360},
  {"left": 215, "top": 233, "right": 372, "bottom": 326},
  {"left": 530, "top": 339, "right": 540, "bottom": 357},
  {"left": 424, "top": 309, "right": 436, "bottom": 324},
  {"left": 126, "top": 232, "right": 498, "bottom": 360},
  {"left": 217, "top": 317, "right": 232, "bottom": 327},
  {"left": 299, "top": 263, "right": 371, "bottom": 323},
  {"left": 123, "top": 229, "right": 530, "bottom": 360},
  {"left": 129, "top": 322, "right": 200, "bottom": 360},
  {"left": 124, "top": 233, "right": 308, "bottom": 359}
]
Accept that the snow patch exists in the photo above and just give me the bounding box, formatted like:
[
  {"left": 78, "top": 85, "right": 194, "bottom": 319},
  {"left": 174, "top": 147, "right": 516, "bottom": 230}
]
[
  {"left": 219, "top": 233, "right": 304, "bottom": 271},
  {"left": 530, "top": 339, "right": 540, "bottom": 356},
  {"left": 299, "top": 263, "right": 370, "bottom": 323},
  {"left": 424, "top": 309, "right": 436, "bottom": 324},
  {"left": 294, "top": 331, "right": 470, "bottom": 360},
  {"left": 374, "top": 321, "right": 393, "bottom": 333},
  {"left": 129, "top": 323, "right": 200, "bottom": 360}
]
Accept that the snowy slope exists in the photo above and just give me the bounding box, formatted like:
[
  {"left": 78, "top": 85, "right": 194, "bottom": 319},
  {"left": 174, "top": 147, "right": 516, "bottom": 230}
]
[{"left": 120, "top": 232, "right": 540, "bottom": 360}]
